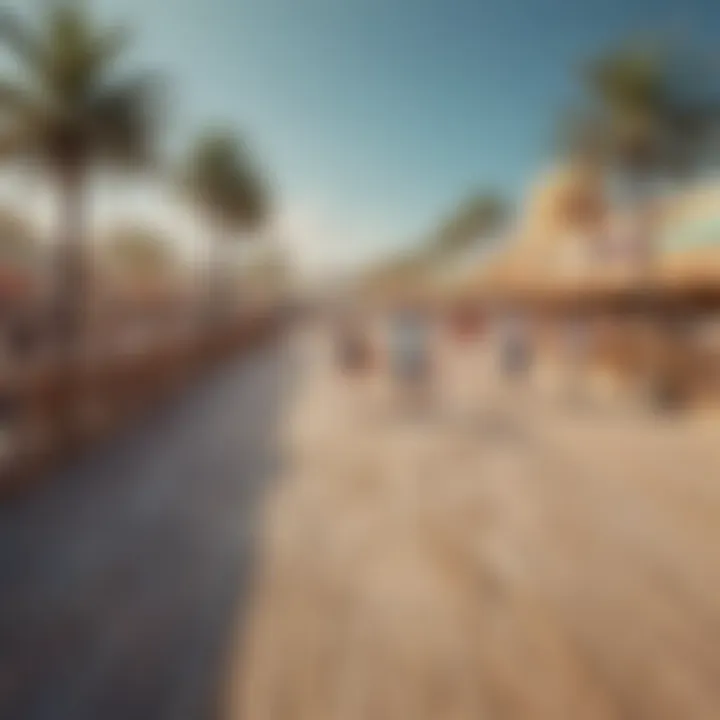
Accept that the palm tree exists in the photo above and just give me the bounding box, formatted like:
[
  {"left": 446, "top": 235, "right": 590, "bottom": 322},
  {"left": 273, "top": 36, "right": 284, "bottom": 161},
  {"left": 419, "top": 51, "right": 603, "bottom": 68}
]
[
  {"left": 362, "top": 193, "right": 506, "bottom": 297},
  {"left": 181, "top": 129, "right": 269, "bottom": 323},
  {"left": 0, "top": 1, "right": 160, "bottom": 350},
  {"left": 577, "top": 41, "right": 720, "bottom": 403},
  {"left": 429, "top": 193, "right": 507, "bottom": 259},
  {"left": 585, "top": 42, "right": 669, "bottom": 204},
  {"left": 582, "top": 41, "right": 720, "bottom": 261}
]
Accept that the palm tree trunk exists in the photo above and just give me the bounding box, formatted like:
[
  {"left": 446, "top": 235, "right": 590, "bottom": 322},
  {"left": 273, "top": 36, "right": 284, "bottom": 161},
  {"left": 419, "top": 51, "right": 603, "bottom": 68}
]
[
  {"left": 55, "top": 164, "right": 86, "bottom": 356},
  {"left": 207, "top": 224, "right": 234, "bottom": 327},
  {"left": 52, "top": 163, "right": 87, "bottom": 450}
]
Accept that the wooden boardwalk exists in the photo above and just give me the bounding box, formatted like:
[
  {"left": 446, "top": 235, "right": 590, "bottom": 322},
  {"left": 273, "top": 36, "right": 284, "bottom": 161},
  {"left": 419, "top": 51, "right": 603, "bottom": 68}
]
[{"left": 230, "top": 333, "right": 720, "bottom": 720}]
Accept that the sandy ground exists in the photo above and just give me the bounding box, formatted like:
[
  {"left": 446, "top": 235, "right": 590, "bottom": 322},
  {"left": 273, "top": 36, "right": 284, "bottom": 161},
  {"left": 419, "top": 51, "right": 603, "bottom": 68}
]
[{"left": 227, "top": 330, "right": 720, "bottom": 720}]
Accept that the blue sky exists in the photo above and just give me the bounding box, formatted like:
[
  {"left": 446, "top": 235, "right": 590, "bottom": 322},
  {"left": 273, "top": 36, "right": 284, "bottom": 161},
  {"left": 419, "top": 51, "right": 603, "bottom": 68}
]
[{"left": 6, "top": 0, "right": 720, "bottom": 275}]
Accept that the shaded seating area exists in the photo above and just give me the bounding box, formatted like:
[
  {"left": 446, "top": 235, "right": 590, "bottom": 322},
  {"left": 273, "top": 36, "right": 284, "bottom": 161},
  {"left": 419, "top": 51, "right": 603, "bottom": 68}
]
[{"left": 443, "top": 169, "right": 720, "bottom": 410}]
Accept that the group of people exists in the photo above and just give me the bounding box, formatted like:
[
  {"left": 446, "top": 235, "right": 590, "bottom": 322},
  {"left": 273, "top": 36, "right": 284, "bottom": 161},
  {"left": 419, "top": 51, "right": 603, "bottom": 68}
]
[
  {"left": 334, "top": 305, "right": 433, "bottom": 403},
  {"left": 333, "top": 303, "right": 539, "bottom": 407},
  {"left": 332, "top": 302, "right": 598, "bottom": 411}
]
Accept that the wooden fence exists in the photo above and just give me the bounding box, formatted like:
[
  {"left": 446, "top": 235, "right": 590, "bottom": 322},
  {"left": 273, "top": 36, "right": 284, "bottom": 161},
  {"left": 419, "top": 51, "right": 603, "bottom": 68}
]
[{"left": 0, "top": 309, "right": 282, "bottom": 493}]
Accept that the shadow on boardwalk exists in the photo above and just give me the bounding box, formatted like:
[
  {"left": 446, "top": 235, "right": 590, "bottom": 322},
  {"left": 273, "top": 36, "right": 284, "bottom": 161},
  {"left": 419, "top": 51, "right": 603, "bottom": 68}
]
[{"left": 0, "top": 337, "right": 295, "bottom": 720}]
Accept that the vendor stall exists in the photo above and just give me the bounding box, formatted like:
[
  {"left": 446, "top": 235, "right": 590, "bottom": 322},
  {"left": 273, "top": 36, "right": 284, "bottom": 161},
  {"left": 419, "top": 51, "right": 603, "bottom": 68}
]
[{"left": 456, "top": 169, "right": 720, "bottom": 408}]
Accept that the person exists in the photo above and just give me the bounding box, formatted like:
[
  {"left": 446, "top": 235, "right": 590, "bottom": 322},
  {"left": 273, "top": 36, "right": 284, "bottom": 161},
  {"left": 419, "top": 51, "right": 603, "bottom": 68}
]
[
  {"left": 388, "top": 303, "right": 433, "bottom": 408},
  {"left": 452, "top": 306, "right": 478, "bottom": 343},
  {"left": 499, "top": 311, "right": 531, "bottom": 380},
  {"left": 335, "top": 311, "right": 371, "bottom": 374},
  {"left": 564, "top": 315, "right": 590, "bottom": 402}
]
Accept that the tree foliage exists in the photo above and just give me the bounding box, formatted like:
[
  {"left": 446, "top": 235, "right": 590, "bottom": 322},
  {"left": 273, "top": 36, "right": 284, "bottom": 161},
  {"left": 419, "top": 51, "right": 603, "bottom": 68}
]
[
  {"left": 0, "top": 1, "right": 160, "bottom": 175},
  {"left": 579, "top": 40, "right": 720, "bottom": 180},
  {"left": 182, "top": 130, "right": 269, "bottom": 236},
  {"left": 430, "top": 193, "right": 507, "bottom": 257},
  {"left": 0, "top": 0, "right": 162, "bottom": 344}
]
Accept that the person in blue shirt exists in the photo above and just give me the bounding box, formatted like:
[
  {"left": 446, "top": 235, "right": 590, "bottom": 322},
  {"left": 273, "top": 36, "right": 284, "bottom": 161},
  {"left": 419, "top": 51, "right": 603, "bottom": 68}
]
[{"left": 388, "top": 303, "right": 433, "bottom": 407}]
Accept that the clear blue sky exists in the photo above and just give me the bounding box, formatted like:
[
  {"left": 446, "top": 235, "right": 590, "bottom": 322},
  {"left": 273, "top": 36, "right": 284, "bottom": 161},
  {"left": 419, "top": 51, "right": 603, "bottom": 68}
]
[{"left": 21, "top": 0, "right": 720, "bottom": 271}]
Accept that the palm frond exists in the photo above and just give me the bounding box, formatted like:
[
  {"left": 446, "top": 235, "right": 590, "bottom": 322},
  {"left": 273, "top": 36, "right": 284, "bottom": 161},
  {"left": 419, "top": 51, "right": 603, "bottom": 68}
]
[
  {"left": 587, "top": 42, "right": 669, "bottom": 116},
  {"left": 432, "top": 193, "right": 507, "bottom": 257},
  {"left": 233, "top": 147, "right": 270, "bottom": 229},
  {"left": 88, "top": 74, "right": 161, "bottom": 167},
  {"left": 0, "top": 9, "right": 42, "bottom": 70},
  {"left": 41, "top": 2, "right": 101, "bottom": 105},
  {"left": 183, "top": 130, "right": 270, "bottom": 232}
]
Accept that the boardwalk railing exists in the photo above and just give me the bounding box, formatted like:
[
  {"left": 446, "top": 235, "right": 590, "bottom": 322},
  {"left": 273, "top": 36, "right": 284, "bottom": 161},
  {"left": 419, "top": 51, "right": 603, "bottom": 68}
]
[{"left": 0, "top": 309, "right": 282, "bottom": 492}]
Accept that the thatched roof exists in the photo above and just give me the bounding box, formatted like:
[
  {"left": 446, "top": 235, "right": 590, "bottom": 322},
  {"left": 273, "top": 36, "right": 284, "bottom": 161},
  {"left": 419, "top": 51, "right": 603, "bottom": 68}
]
[
  {"left": 515, "top": 163, "right": 606, "bottom": 248},
  {"left": 452, "top": 175, "right": 720, "bottom": 305}
]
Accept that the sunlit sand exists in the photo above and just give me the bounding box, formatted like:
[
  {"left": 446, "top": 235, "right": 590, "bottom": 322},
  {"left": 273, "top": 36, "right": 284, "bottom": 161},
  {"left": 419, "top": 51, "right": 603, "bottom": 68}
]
[{"left": 226, "top": 332, "right": 720, "bottom": 720}]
